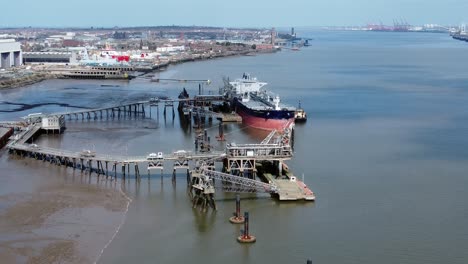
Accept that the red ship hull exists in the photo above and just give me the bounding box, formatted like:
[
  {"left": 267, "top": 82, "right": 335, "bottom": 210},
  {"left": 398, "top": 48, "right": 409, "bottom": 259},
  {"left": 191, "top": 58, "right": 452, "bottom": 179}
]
[{"left": 237, "top": 108, "right": 294, "bottom": 131}]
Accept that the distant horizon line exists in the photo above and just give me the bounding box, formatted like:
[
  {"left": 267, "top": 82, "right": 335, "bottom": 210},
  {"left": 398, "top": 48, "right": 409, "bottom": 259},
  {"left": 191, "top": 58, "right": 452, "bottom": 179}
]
[
  {"left": 0, "top": 25, "right": 324, "bottom": 30},
  {"left": 0, "top": 23, "right": 460, "bottom": 31}
]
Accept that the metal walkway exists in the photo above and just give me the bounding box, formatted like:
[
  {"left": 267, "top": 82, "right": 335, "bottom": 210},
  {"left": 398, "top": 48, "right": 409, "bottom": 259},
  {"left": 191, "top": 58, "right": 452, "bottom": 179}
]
[
  {"left": 8, "top": 141, "right": 224, "bottom": 164},
  {"left": 201, "top": 169, "right": 277, "bottom": 193},
  {"left": 14, "top": 124, "right": 41, "bottom": 145},
  {"left": 7, "top": 98, "right": 314, "bottom": 201},
  {"left": 21, "top": 98, "right": 229, "bottom": 122},
  {"left": 226, "top": 129, "right": 293, "bottom": 160}
]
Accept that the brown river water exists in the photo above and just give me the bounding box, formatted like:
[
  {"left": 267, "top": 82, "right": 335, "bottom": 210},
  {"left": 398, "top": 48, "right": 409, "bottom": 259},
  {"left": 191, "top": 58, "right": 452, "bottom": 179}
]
[{"left": 1, "top": 30, "right": 468, "bottom": 263}]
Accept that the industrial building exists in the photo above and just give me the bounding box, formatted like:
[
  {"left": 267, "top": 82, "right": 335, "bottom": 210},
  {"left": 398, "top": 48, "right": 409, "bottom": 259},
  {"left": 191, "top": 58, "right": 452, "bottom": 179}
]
[
  {"left": 22, "top": 52, "right": 77, "bottom": 64},
  {"left": 41, "top": 116, "right": 65, "bottom": 133},
  {"left": 0, "top": 39, "right": 22, "bottom": 69}
]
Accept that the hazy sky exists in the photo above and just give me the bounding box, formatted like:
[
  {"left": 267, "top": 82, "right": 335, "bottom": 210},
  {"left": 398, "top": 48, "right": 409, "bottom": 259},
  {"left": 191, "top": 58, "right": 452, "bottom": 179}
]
[{"left": 1, "top": 0, "right": 467, "bottom": 27}]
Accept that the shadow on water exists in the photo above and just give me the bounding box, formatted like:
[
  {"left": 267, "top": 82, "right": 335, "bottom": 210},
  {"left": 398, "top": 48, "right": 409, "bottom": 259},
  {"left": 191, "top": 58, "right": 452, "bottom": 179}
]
[
  {"left": 215, "top": 195, "right": 272, "bottom": 203},
  {"left": 0, "top": 101, "right": 89, "bottom": 112},
  {"left": 272, "top": 199, "right": 316, "bottom": 209},
  {"left": 178, "top": 111, "right": 192, "bottom": 137},
  {"left": 192, "top": 208, "right": 217, "bottom": 233}
]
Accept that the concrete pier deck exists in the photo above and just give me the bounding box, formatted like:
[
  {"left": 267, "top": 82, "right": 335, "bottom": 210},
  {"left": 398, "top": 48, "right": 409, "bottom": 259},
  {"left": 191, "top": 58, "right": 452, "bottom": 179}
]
[
  {"left": 15, "top": 124, "right": 41, "bottom": 144},
  {"left": 263, "top": 173, "right": 315, "bottom": 201},
  {"left": 273, "top": 179, "right": 316, "bottom": 201}
]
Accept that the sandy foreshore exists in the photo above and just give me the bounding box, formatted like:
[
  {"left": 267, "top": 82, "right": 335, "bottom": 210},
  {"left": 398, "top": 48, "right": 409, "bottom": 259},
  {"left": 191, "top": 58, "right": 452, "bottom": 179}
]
[{"left": 0, "top": 176, "right": 130, "bottom": 264}]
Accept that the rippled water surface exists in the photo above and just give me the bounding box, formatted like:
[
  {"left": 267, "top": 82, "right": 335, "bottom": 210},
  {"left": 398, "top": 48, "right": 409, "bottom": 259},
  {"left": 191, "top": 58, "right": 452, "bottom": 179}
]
[{"left": 1, "top": 30, "right": 468, "bottom": 264}]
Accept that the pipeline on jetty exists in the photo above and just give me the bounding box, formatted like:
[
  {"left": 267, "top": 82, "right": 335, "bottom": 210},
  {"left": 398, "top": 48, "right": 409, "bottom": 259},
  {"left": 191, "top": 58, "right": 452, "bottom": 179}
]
[{"left": 5, "top": 96, "right": 315, "bottom": 208}]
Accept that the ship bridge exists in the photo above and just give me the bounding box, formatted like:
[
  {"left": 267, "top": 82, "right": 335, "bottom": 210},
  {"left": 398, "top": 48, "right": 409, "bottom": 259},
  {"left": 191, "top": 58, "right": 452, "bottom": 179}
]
[{"left": 229, "top": 73, "right": 268, "bottom": 94}]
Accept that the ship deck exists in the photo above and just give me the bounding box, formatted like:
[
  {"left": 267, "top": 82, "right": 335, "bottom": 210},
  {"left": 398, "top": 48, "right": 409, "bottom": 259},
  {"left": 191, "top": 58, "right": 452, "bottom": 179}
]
[{"left": 239, "top": 97, "right": 295, "bottom": 111}]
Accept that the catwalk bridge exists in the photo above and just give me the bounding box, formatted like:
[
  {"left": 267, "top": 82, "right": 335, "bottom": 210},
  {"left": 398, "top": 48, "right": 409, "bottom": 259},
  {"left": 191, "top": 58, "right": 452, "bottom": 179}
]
[
  {"left": 7, "top": 99, "right": 314, "bottom": 204},
  {"left": 22, "top": 96, "right": 230, "bottom": 122}
]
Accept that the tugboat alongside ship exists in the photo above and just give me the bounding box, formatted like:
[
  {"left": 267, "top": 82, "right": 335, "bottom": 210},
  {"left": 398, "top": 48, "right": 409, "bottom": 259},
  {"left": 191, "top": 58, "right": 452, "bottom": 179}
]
[{"left": 294, "top": 101, "right": 307, "bottom": 122}]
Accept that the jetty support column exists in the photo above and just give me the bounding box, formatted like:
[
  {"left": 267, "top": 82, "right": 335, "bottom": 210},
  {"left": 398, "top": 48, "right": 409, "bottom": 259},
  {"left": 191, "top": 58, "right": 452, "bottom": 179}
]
[{"left": 229, "top": 194, "right": 245, "bottom": 224}]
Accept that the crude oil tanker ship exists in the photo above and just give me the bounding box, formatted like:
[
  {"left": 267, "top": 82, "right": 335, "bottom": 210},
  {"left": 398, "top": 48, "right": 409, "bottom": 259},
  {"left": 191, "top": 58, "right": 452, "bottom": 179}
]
[{"left": 226, "top": 74, "right": 296, "bottom": 131}]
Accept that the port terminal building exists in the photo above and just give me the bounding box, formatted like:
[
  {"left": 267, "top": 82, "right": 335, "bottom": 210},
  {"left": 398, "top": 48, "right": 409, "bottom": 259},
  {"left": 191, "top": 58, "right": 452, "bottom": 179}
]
[
  {"left": 22, "top": 52, "right": 77, "bottom": 64},
  {"left": 0, "top": 39, "right": 22, "bottom": 69},
  {"left": 41, "top": 116, "right": 65, "bottom": 133}
]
